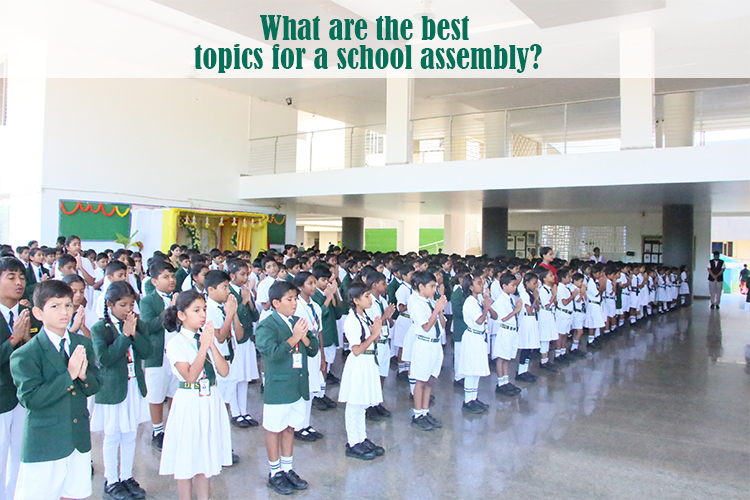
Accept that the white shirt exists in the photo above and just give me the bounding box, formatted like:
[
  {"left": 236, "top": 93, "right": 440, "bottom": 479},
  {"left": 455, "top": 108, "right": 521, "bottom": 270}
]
[
  {"left": 205, "top": 297, "right": 232, "bottom": 359},
  {"left": 95, "top": 280, "right": 140, "bottom": 320},
  {"left": 0, "top": 302, "right": 20, "bottom": 331},
  {"left": 29, "top": 263, "right": 44, "bottom": 281},
  {"left": 462, "top": 295, "right": 487, "bottom": 333},
  {"left": 489, "top": 280, "right": 502, "bottom": 302},
  {"left": 295, "top": 296, "right": 322, "bottom": 335},
  {"left": 45, "top": 328, "right": 71, "bottom": 356},
  {"left": 256, "top": 276, "right": 279, "bottom": 322},
  {"left": 365, "top": 294, "right": 390, "bottom": 340},
  {"left": 408, "top": 294, "right": 439, "bottom": 339},
  {"left": 557, "top": 283, "right": 573, "bottom": 312},
  {"left": 395, "top": 283, "right": 412, "bottom": 308},
  {"left": 492, "top": 291, "right": 517, "bottom": 328}
]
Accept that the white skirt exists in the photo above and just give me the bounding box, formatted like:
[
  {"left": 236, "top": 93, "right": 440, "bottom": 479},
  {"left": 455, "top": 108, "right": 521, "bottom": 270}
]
[
  {"left": 639, "top": 288, "right": 650, "bottom": 307},
  {"left": 159, "top": 386, "right": 232, "bottom": 480},
  {"left": 679, "top": 283, "right": 690, "bottom": 295},
  {"left": 538, "top": 310, "right": 558, "bottom": 342},
  {"left": 456, "top": 330, "right": 489, "bottom": 378},
  {"left": 307, "top": 349, "right": 325, "bottom": 393},
  {"left": 517, "top": 314, "right": 540, "bottom": 349},
  {"left": 90, "top": 378, "right": 149, "bottom": 435},
  {"left": 232, "top": 340, "right": 260, "bottom": 382},
  {"left": 584, "top": 302, "right": 605, "bottom": 329},
  {"left": 338, "top": 351, "right": 383, "bottom": 406}
]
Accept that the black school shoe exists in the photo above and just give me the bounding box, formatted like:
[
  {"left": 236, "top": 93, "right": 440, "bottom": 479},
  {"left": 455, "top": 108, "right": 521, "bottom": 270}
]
[
  {"left": 365, "top": 406, "right": 382, "bottom": 421},
  {"left": 326, "top": 372, "right": 340, "bottom": 385},
  {"left": 243, "top": 414, "right": 260, "bottom": 427},
  {"left": 424, "top": 413, "right": 442, "bottom": 428},
  {"left": 151, "top": 432, "right": 164, "bottom": 451},
  {"left": 496, "top": 383, "right": 519, "bottom": 396},
  {"left": 587, "top": 340, "right": 603, "bottom": 350},
  {"left": 539, "top": 362, "right": 559, "bottom": 373},
  {"left": 312, "top": 397, "right": 329, "bottom": 411},
  {"left": 121, "top": 478, "right": 146, "bottom": 499},
  {"left": 570, "top": 349, "right": 587, "bottom": 358},
  {"left": 232, "top": 416, "right": 251, "bottom": 428},
  {"left": 285, "top": 470, "right": 309, "bottom": 490},
  {"left": 294, "top": 428, "right": 318, "bottom": 442},
  {"left": 411, "top": 414, "right": 434, "bottom": 431},
  {"left": 268, "top": 472, "right": 294, "bottom": 495},
  {"left": 474, "top": 399, "right": 489, "bottom": 410},
  {"left": 103, "top": 481, "right": 131, "bottom": 500},
  {"left": 515, "top": 372, "right": 537, "bottom": 383},
  {"left": 375, "top": 403, "right": 392, "bottom": 417},
  {"left": 345, "top": 442, "right": 376, "bottom": 460},
  {"left": 453, "top": 378, "right": 464, "bottom": 387},
  {"left": 307, "top": 427, "right": 324, "bottom": 440},
  {"left": 321, "top": 395, "right": 338, "bottom": 408},
  {"left": 363, "top": 438, "right": 385, "bottom": 456},
  {"left": 462, "top": 400, "right": 485, "bottom": 414}
]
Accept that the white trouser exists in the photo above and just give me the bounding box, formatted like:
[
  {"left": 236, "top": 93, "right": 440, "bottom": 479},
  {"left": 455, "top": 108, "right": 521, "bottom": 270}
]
[
  {"left": 0, "top": 405, "right": 25, "bottom": 500},
  {"left": 453, "top": 341, "right": 462, "bottom": 381},
  {"left": 236, "top": 380, "right": 249, "bottom": 415},
  {"left": 344, "top": 403, "right": 367, "bottom": 446},
  {"left": 103, "top": 430, "right": 137, "bottom": 484},
  {"left": 295, "top": 398, "right": 313, "bottom": 431},
  {"left": 709, "top": 281, "right": 723, "bottom": 305}
]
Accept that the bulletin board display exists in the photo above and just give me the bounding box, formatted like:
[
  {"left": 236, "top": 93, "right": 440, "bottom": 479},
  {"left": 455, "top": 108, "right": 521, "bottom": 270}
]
[
  {"left": 642, "top": 236, "right": 662, "bottom": 264},
  {"left": 507, "top": 230, "right": 538, "bottom": 259},
  {"left": 59, "top": 201, "right": 131, "bottom": 241}
]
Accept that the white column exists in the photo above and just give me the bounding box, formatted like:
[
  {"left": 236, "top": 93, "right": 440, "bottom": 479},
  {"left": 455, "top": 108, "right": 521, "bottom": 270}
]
[
  {"left": 397, "top": 215, "right": 420, "bottom": 254},
  {"left": 620, "top": 28, "right": 654, "bottom": 150},
  {"left": 664, "top": 92, "right": 695, "bottom": 147},
  {"left": 385, "top": 72, "right": 413, "bottom": 165},
  {"left": 693, "top": 208, "right": 711, "bottom": 298},
  {"left": 484, "top": 111, "right": 507, "bottom": 159},
  {"left": 284, "top": 203, "right": 297, "bottom": 245},
  {"left": 443, "top": 213, "right": 466, "bottom": 255}
]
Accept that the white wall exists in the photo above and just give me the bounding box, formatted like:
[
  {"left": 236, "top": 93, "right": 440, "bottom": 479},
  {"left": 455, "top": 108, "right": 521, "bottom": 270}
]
[
  {"left": 509, "top": 211, "right": 662, "bottom": 261},
  {"left": 712, "top": 216, "right": 750, "bottom": 241},
  {"left": 38, "top": 78, "right": 266, "bottom": 244}
]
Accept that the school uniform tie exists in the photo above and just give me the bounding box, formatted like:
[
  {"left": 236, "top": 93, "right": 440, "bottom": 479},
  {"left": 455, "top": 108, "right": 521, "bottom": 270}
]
[
  {"left": 59, "top": 338, "right": 69, "bottom": 364},
  {"left": 306, "top": 303, "right": 320, "bottom": 331},
  {"left": 193, "top": 333, "right": 216, "bottom": 384},
  {"left": 7, "top": 311, "right": 13, "bottom": 330},
  {"left": 219, "top": 306, "right": 234, "bottom": 362},
  {"left": 428, "top": 302, "right": 441, "bottom": 339}
]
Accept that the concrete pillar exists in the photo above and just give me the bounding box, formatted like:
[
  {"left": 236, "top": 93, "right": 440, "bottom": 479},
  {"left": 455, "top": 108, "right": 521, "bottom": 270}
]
[
  {"left": 284, "top": 203, "right": 297, "bottom": 245},
  {"left": 484, "top": 111, "right": 507, "bottom": 159},
  {"left": 385, "top": 72, "right": 413, "bottom": 165},
  {"left": 397, "top": 215, "right": 420, "bottom": 254},
  {"left": 295, "top": 225, "right": 305, "bottom": 247},
  {"left": 664, "top": 92, "right": 695, "bottom": 147},
  {"left": 344, "top": 126, "right": 368, "bottom": 168},
  {"left": 662, "top": 203, "right": 694, "bottom": 270},
  {"left": 443, "top": 213, "right": 466, "bottom": 255},
  {"left": 620, "top": 28, "right": 654, "bottom": 150},
  {"left": 481, "top": 207, "right": 508, "bottom": 259},
  {"left": 693, "top": 208, "right": 711, "bottom": 298},
  {"left": 341, "top": 217, "right": 364, "bottom": 251}
]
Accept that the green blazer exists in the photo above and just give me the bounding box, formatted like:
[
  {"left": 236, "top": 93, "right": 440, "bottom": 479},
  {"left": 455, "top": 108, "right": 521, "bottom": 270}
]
[
  {"left": 139, "top": 292, "right": 169, "bottom": 368},
  {"left": 229, "top": 286, "right": 259, "bottom": 344},
  {"left": 91, "top": 319, "right": 152, "bottom": 404},
  {"left": 143, "top": 278, "right": 155, "bottom": 296},
  {"left": 255, "top": 312, "right": 319, "bottom": 405},
  {"left": 10, "top": 329, "right": 101, "bottom": 463},
  {"left": 311, "top": 289, "right": 344, "bottom": 347},
  {"left": 386, "top": 278, "right": 401, "bottom": 320},
  {"left": 174, "top": 266, "right": 189, "bottom": 291},
  {"left": 24, "top": 265, "right": 50, "bottom": 300},
  {"left": 451, "top": 287, "right": 467, "bottom": 343},
  {"left": 442, "top": 271, "right": 453, "bottom": 302},
  {"left": 0, "top": 305, "right": 42, "bottom": 414}
]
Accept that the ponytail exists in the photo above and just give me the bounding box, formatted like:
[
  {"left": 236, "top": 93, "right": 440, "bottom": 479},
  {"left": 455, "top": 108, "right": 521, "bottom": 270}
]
[
  {"left": 163, "top": 306, "right": 180, "bottom": 332},
  {"left": 164, "top": 289, "right": 205, "bottom": 333}
]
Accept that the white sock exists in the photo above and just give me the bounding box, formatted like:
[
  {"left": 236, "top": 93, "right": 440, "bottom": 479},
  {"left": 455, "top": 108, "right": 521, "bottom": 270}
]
[
  {"left": 572, "top": 340, "right": 579, "bottom": 350},
  {"left": 409, "top": 378, "right": 416, "bottom": 395},
  {"left": 588, "top": 335, "right": 594, "bottom": 344},
  {"left": 269, "top": 459, "right": 281, "bottom": 475},
  {"left": 152, "top": 422, "right": 163, "bottom": 436},
  {"left": 398, "top": 362, "right": 406, "bottom": 373},
  {"left": 280, "top": 455, "right": 293, "bottom": 473},
  {"left": 541, "top": 357, "right": 548, "bottom": 364},
  {"left": 518, "top": 362, "right": 528, "bottom": 374},
  {"left": 594, "top": 328, "right": 601, "bottom": 338}
]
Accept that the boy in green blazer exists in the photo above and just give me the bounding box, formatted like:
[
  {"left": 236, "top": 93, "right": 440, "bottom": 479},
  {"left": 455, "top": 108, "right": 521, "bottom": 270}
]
[
  {"left": 256, "top": 280, "right": 319, "bottom": 496},
  {"left": 10, "top": 280, "right": 101, "bottom": 500},
  {"left": 174, "top": 254, "right": 191, "bottom": 291},
  {"left": 0, "top": 257, "right": 42, "bottom": 500},
  {"left": 23, "top": 248, "right": 49, "bottom": 300},
  {"left": 139, "top": 261, "right": 178, "bottom": 450}
]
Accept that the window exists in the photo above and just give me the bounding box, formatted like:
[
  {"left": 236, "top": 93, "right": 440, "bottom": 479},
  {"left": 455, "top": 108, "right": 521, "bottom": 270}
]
[
  {"left": 541, "top": 225, "right": 627, "bottom": 260},
  {"left": 465, "top": 138, "right": 484, "bottom": 161},
  {"left": 418, "top": 138, "right": 444, "bottom": 163},
  {"left": 366, "top": 130, "right": 384, "bottom": 154}
]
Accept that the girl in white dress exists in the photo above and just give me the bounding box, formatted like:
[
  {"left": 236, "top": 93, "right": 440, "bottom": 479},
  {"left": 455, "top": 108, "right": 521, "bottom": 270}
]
[
  {"left": 338, "top": 282, "right": 385, "bottom": 461},
  {"left": 457, "top": 274, "right": 496, "bottom": 413},
  {"left": 679, "top": 266, "right": 690, "bottom": 305},
  {"left": 535, "top": 267, "right": 558, "bottom": 373},
  {"left": 159, "top": 290, "right": 232, "bottom": 500},
  {"left": 90, "top": 281, "right": 151, "bottom": 500},
  {"left": 584, "top": 264, "right": 606, "bottom": 349},
  {"left": 516, "top": 272, "right": 540, "bottom": 383}
]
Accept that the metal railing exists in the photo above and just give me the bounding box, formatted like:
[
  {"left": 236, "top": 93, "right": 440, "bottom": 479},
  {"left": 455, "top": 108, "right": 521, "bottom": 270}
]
[{"left": 247, "top": 85, "right": 750, "bottom": 175}]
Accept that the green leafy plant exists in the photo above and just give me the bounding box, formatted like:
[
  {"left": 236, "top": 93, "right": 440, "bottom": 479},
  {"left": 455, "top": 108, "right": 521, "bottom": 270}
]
[{"left": 114, "top": 230, "right": 140, "bottom": 249}]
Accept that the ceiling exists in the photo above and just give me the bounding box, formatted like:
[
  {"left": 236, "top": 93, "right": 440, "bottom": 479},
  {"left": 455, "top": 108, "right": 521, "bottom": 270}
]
[{"left": 250, "top": 181, "right": 750, "bottom": 219}]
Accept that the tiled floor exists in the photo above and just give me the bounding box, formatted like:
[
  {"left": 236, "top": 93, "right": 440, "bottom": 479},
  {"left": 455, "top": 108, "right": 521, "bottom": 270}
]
[{"left": 92, "top": 296, "right": 750, "bottom": 499}]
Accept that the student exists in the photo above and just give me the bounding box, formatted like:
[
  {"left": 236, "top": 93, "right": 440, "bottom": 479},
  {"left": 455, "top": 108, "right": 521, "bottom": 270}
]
[
  {"left": 338, "top": 282, "right": 385, "bottom": 460},
  {"left": 490, "top": 272, "right": 523, "bottom": 396},
  {"left": 139, "top": 261, "right": 179, "bottom": 451},
  {"left": 56, "top": 253, "right": 79, "bottom": 278},
  {"left": 256, "top": 258, "right": 280, "bottom": 322},
  {"left": 24, "top": 247, "right": 49, "bottom": 299},
  {"left": 536, "top": 267, "right": 559, "bottom": 373},
  {"left": 292, "top": 272, "right": 325, "bottom": 440},
  {"left": 603, "top": 265, "right": 619, "bottom": 335},
  {"left": 255, "top": 281, "right": 318, "bottom": 495},
  {"left": 0, "top": 258, "right": 42, "bottom": 500},
  {"left": 450, "top": 267, "right": 469, "bottom": 387},
  {"left": 209, "top": 249, "right": 225, "bottom": 271},
  {"left": 10, "top": 280, "right": 102, "bottom": 500},
  {"left": 182, "top": 263, "right": 209, "bottom": 295},
  {"left": 14, "top": 247, "right": 30, "bottom": 269},
  {"left": 90, "top": 282, "right": 151, "bottom": 500},
  {"left": 617, "top": 265, "right": 632, "bottom": 327},
  {"left": 204, "top": 270, "right": 245, "bottom": 449},
  {"left": 159, "top": 290, "right": 232, "bottom": 500},
  {"left": 679, "top": 265, "right": 690, "bottom": 306},
  {"left": 61, "top": 274, "right": 92, "bottom": 338},
  {"left": 95, "top": 261, "right": 139, "bottom": 320},
  {"left": 553, "top": 267, "right": 576, "bottom": 364},
  {"left": 174, "top": 254, "right": 191, "bottom": 291},
  {"left": 42, "top": 248, "right": 57, "bottom": 275},
  {"left": 585, "top": 264, "right": 607, "bottom": 349},
  {"left": 311, "top": 264, "right": 345, "bottom": 394},
  {"left": 392, "top": 264, "right": 415, "bottom": 383},
  {"left": 457, "top": 274, "right": 496, "bottom": 414},
  {"left": 285, "top": 259, "right": 300, "bottom": 283},
  {"left": 516, "top": 272, "right": 540, "bottom": 384},
  {"left": 227, "top": 259, "right": 261, "bottom": 428},
  {"left": 408, "top": 271, "right": 447, "bottom": 432},
  {"left": 62, "top": 236, "right": 96, "bottom": 287},
  {"left": 364, "top": 272, "right": 396, "bottom": 419},
  {"left": 567, "top": 273, "right": 588, "bottom": 357}
]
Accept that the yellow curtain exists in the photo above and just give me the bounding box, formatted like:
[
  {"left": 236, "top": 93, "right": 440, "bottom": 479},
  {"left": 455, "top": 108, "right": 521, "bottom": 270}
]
[
  {"left": 163, "top": 209, "right": 268, "bottom": 254},
  {"left": 237, "top": 219, "right": 268, "bottom": 258},
  {"left": 161, "top": 209, "right": 179, "bottom": 253}
]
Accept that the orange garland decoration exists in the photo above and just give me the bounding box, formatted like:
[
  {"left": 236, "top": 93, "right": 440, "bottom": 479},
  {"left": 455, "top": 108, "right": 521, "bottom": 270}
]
[{"left": 60, "top": 201, "right": 128, "bottom": 217}]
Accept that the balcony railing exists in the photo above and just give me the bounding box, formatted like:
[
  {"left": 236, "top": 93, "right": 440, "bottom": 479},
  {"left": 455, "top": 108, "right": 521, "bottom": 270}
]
[{"left": 247, "top": 85, "right": 750, "bottom": 175}]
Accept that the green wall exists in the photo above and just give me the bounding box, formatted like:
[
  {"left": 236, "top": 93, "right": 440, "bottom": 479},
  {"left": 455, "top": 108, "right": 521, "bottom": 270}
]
[
  {"left": 364, "top": 228, "right": 445, "bottom": 253},
  {"left": 59, "top": 201, "right": 131, "bottom": 241}
]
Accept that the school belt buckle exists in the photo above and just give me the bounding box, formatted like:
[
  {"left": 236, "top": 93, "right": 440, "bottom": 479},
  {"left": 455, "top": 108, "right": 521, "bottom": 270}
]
[
  {"left": 500, "top": 324, "right": 518, "bottom": 332},
  {"left": 557, "top": 309, "right": 573, "bottom": 315},
  {"left": 590, "top": 299, "right": 601, "bottom": 305},
  {"left": 416, "top": 334, "right": 440, "bottom": 343},
  {"left": 179, "top": 381, "right": 216, "bottom": 390},
  {"left": 363, "top": 349, "right": 377, "bottom": 355}
]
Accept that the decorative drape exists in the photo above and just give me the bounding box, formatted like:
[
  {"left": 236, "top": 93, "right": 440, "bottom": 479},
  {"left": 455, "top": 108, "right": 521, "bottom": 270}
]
[{"left": 164, "top": 209, "right": 268, "bottom": 258}]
